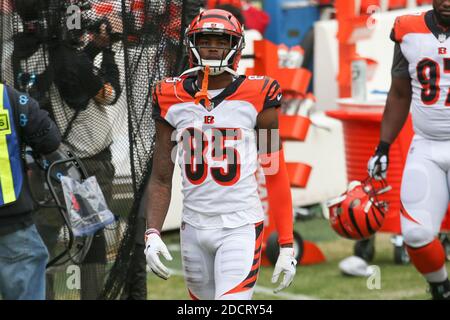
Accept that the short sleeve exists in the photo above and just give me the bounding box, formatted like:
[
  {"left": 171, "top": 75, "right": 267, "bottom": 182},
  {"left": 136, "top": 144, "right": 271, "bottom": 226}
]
[
  {"left": 390, "top": 17, "right": 401, "bottom": 43},
  {"left": 262, "top": 79, "right": 282, "bottom": 111},
  {"left": 151, "top": 84, "right": 174, "bottom": 128},
  {"left": 151, "top": 85, "right": 163, "bottom": 121},
  {"left": 391, "top": 42, "right": 410, "bottom": 79}
]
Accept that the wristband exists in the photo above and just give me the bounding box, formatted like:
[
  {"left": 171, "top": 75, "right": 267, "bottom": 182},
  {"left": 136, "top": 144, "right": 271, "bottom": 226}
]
[
  {"left": 145, "top": 228, "right": 161, "bottom": 239},
  {"left": 376, "top": 140, "right": 390, "bottom": 154}
]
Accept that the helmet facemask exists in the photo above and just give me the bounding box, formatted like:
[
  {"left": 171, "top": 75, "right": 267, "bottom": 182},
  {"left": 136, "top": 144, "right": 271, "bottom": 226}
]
[
  {"left": 185, "top": 31, "right": 244, "bottom": 76},
  {"left": 182, "top": 9, "right": 246, "bottom": 77}
]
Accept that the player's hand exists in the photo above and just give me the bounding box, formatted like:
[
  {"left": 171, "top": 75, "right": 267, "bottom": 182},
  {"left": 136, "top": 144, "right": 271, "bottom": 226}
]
[
  {"left": 367, "top": 141, "right": 390, "bottom": 180},
  {"left": 271, "top": 247, "right": 297, "bottom": 293},
  {"left": 144, "top": 231, "right": 173, "bottom": 280}
]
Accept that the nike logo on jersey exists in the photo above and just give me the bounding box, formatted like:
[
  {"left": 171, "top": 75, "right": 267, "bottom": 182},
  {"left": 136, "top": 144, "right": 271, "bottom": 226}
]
[
  {"left": 204, "top": 115, "right": 215, "bottom": 124},
  {"left": 277, "top": 93, "right": 282, "bottom": 101}
]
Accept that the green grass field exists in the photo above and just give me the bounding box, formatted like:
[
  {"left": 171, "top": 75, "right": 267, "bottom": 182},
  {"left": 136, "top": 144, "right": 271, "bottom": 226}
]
[{"left": 147, "top": 217, "right": 450, "bottom": 300}]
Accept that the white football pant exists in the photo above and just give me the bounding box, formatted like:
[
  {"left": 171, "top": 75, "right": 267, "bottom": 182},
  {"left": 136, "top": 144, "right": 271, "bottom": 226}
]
[
  {"left": 401, "top": 135, "right": 450, "bottom": 248},
  {"left": 180, "top": 221, "right": 264, "bottom": 300}
]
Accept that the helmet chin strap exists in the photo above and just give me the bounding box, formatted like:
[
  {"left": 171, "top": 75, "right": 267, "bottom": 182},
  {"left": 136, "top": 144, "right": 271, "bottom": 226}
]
[
  {"left": 201, "top": 59, "right": 226, "bottom": 75},
  {"left": 183, "top": 41, "right": 240, "bottom": 78},
  {"left": 179, "top": 66, "right": 202, "bottom": 77},
  {"left": 179, "top": 65, "right": 239, "bottom": 78},
  {"left": 223, "top": 67, "right": 239, "bottom": 77}
]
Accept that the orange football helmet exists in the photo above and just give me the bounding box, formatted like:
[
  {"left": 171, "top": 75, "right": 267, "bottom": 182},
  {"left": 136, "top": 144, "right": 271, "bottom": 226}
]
[
  {"left": 327, "top": 178, "right": 391, "bottom": 240},
  {"left": 182, "top": 9, "right": 245, "bottom": 76}
]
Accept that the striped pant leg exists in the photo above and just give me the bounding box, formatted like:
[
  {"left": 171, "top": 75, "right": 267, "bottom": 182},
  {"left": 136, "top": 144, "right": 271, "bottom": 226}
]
[{"left": 215, "top": 221, "right": 264, "bottom": 300}]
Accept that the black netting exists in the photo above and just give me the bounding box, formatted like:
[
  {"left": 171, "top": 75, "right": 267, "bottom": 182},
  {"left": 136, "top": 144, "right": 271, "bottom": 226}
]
[{"left": 0, "top": 0, "right": 202, "bottom": 300}]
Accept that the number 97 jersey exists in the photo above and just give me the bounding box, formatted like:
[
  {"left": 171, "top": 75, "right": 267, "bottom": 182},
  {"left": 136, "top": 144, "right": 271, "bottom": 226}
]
[
  {"left": 392, "top": 10, "right": 450, "bottom": 140},
  {"left": 152, "top": 74, "right": 282, "bottom": 215}
]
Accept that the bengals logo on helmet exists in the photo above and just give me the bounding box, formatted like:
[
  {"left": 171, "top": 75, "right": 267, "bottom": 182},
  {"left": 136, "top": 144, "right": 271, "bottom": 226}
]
[{"left": 327, "top": 178, "right": 391, "bottom": 240}]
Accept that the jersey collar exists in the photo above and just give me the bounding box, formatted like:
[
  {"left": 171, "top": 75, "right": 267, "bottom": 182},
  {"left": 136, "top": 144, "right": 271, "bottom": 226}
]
[
  {"left": 183, "top": 74, "right": 245, "bottom": 110},
  {"left": 425, "top": 10, "right": 450, "bottom": 43}
]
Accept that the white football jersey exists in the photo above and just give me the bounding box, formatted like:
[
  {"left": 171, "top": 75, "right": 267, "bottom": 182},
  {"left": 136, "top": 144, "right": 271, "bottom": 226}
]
[
  {"left": 152, "top": 74, "right": 282, "bottom": 227},
  {"left": 394, "top": 11, "right": 450, "bottom": 140}
]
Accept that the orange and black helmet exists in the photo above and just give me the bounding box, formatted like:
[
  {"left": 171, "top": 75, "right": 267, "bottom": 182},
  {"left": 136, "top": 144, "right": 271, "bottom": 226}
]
[
  {"left": 327, "top": 178, "right": 391, "bottom": 240},
  {"left": 183, "top": 9, "right": 245, "bottom": 76}
]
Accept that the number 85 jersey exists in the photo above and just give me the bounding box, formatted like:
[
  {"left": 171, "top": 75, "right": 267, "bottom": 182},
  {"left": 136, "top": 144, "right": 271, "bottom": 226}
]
[
  {"left": 152, "top": 74, "right": 282, "bottom": 216},
  {"left": 392, "top": 10, "right": 450, "bottom": 140}
]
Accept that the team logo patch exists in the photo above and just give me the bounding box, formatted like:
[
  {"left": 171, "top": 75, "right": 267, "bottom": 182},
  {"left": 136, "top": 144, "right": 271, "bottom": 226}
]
[
  {"left": 204, "top": 115, "right": 215, "bottom": 124},
  {"left": 203, "top": 22, "right": 224, "bottom": 30},
  {"left": 0, "top": 110, "right": 11, "bottom": 135}
]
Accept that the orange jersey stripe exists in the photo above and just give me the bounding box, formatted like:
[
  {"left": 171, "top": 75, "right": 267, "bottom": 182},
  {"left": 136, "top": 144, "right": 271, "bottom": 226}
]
[
  {"left": 393, "top": 12, "right": 429, "bottom": 43},
  {"left": 154, "top": 77, "right": 192, "bottom": 119}
]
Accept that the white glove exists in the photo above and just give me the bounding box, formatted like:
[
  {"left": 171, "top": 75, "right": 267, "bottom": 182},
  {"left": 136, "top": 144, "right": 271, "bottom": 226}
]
[
  {"left": 367, "top": 153, "right": 388, "bottom": 180},
  {"left": 144, "top": 231, "right": 173, "bottom": 280},
  {"left": 271, "top": 247, "right": 297, "bottom": 293},
  {"left": 367, "top": 142, "right": 390, "bottom": 180}
]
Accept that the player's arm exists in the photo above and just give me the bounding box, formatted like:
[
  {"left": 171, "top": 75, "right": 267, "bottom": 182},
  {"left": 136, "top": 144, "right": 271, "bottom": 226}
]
[
  {"left": 256, "top": 108, "right": 293, "bottom": 248},
  {"left": 256, "top": 92, "right": 297, "bottom": 294},
  {"left": 145, "top": 120, "right": 176, "bottom": 232},
  {"left": 144, "top": 88, "right": 176, "bottom": 280},
  {"left": 380, "top": 69, "right": 412, "bottom": 143},
  {"left": 368, "top": 42, "right": 411, "bottom": 179}
]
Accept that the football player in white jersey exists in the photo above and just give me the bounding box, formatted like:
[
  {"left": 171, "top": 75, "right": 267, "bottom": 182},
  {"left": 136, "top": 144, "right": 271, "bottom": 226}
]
[
  {"left": 368, "top": 0, "right": 450, "bottom": 299},
  {"left": 143, "top": 9, "right": 296, "bottom": 300}
]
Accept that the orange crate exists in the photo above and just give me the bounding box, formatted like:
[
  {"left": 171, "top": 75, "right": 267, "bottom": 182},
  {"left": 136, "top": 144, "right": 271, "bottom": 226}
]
[
  {"left": 286, "top": 162, "right": 312, "bottom": 188},
  {"left": 277, "top": 68, "right": 311, "bottom": 95},
  {"left": 279, "top": 114, "right": 311, "bottom": 141}
]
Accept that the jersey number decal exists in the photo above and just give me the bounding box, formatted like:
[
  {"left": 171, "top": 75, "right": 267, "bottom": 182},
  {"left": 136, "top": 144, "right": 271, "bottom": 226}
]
[
  {"left": 416, "top": 58, "right": 450, "bottom": 106},
  {"left": 181, "top": 127, "right": 241, "bottom": 186}
]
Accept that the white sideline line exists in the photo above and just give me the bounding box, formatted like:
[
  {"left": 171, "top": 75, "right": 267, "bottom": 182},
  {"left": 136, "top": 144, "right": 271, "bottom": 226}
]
[{"left": 163, "top": 268, "right": 317, "bottom": 300}]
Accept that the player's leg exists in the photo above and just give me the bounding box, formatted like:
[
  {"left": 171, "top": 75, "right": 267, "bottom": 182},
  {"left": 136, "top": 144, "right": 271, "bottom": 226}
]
[
  {"left": 400, "top": 138, "right": 449, "bottom": 299},
  {"left": 180, "top": 222, "right": 215, "bottom": 300},
  {"left": 214, "top": 221, "right": 264, "bottom": 300}
]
